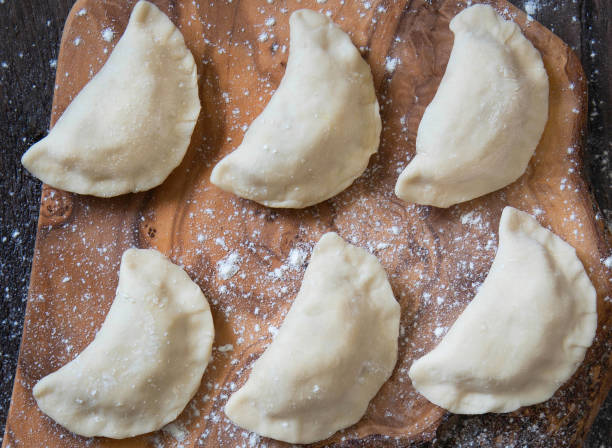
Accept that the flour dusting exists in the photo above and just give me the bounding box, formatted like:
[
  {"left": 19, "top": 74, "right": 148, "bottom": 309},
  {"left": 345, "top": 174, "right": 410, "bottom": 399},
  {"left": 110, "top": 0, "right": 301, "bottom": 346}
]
[
  {"left": 217, "top": 253, "right": 240, "bottom": 280},
  {"left": 101, "top": 28, "right": 115, "bottom": 42}
]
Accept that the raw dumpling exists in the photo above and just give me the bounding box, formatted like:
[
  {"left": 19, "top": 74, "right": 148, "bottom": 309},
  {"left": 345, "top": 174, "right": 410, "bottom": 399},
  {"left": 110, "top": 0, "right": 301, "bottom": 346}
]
[
  {"left": 225, "top": 232, "right": 400, "bottom": 443},
  {"left": 210, "top": 10, "right": 381, "bottom": 208},
  {"left": 33, "top": 248, "right": 214, "bottom": 438},
  {"left": 395, "top": 5, "right": 549, "bottom": 208},
  {"left": 409, "top": 207, "right": 597, "bottom": 414},
  {"left": 21, "top": 1, "right": 200, "bottom": 197}
]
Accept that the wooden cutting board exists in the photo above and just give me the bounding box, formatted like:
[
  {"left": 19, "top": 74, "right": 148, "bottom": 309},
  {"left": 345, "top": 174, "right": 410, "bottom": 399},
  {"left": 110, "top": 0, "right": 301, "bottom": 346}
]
[{"left": 3, "top": 0, "right": 611, "bottom": 446}]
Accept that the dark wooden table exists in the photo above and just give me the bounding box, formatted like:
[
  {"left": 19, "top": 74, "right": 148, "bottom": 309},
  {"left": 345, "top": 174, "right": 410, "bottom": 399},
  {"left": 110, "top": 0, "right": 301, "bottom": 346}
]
[{"left": 0, "top": 0, "right": 609, "bottom": 446}]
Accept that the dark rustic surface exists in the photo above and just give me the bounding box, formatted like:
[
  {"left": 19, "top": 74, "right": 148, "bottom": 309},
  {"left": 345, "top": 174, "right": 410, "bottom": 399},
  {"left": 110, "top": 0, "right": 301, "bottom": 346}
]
[{"left": 0, "top": 0, "right": 609, "bottom": 446}]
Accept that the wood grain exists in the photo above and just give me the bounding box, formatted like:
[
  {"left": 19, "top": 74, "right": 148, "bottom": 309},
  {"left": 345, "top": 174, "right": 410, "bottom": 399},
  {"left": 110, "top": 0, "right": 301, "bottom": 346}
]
[{"left": 3, "top": 0, "right": 611, "bottom": 447}]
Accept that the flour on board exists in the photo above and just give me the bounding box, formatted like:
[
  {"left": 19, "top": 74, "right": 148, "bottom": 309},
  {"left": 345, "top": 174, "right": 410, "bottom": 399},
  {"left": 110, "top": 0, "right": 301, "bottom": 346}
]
[
  {"left": 101, "top": 28, "right": 115, "bottom": 42},
  {"left": 217, "top": 253, "right": 240, "bottom": 280}
]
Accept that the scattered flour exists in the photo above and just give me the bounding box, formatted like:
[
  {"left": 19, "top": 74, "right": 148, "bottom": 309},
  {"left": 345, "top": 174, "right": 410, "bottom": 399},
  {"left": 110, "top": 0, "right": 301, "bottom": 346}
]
[
  {"left": 385, "top": 56, "right": 399, "bottom": 73},
  {"left": 460, "top": 211, "right": 482, "bottom": 226},
  {"left": 217, "top": 252, "right": 240, "bottom": 280},
  {"left": 215, "top": 237, "right": 228, "bottom": 250},
  {"left": 268, "top": 325, "right": 279, "bottom": 338},
  {"left": 434, "top": 326, "right": 446, "bottom": 338},
  {"left": 101, "top": 28, "right": 115, "bottom": 42},
  {"left": 162, "top": 422, "right": 187, "bottom": 442},
  {"left": 523, "top": 0, "right": 539, "bottom": 16},
  {"left": 288, "top": 247, "right": 308, "bottom": 268},
  {"left": 248, "top": 433, "right": 260, "bottom": 447},
  {"left": 268, "top": 266, "right": 286, "bottom": 279}
]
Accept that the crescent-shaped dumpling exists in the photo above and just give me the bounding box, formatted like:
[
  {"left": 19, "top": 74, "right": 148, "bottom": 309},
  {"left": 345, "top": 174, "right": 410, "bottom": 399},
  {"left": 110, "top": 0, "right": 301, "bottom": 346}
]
[
  {"left": 225, "top": 232, "right": 400, "bottom": 443},
  {"left": 409, "top": 207, "right": 597, "bottom": 414},
  {"left": 210, "top": 10, "right": 381, "bottom": 208},
  {"left": 21, "top": 1, "right": 200, "bottom": 197},
  {"left": 33, "top": 249, "right": 214, "bottom": 438},
  {"left": 395, "top": 5, "right": 549, "bottom": 208}
]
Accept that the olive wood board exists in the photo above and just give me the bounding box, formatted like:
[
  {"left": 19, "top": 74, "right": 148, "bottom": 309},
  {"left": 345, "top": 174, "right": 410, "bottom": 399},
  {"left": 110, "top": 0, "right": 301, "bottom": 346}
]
[{"left": 3, "top": 0, "right": 612, "bottom": 446}]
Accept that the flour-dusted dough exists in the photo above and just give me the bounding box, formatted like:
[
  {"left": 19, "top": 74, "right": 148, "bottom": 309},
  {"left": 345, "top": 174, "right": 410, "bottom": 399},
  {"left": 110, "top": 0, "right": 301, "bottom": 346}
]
[
  {"left": 210, "top": 10, "right": 381, "bottom": 208},
  {"left": 395, "top": 5, "right": 549, "bottom": 208},
  {"left": 33, "top": 249, "right": 214, "bottom": 438},
  {"left": 409, "top": 207, "right": 597, "bottom": 414},
  {"left": 21, "top": 1, "right": 200, "bottom": 197},
  {"left": 225, "top": 232, "right": 400, "bottom": 443}
]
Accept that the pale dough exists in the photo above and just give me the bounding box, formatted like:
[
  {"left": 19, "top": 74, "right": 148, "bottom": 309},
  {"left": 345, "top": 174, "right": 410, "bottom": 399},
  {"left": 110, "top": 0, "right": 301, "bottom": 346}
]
[
  {"left": 210, "top": 9, "right": 381, "bottom": 208},
  {"left": 33, "top": 248, "right": 214, "bottom": 438},
  {"left": 225, "top": 232, "right": 400, "bottom": 443},
  {"left": 395, "top": 5, "right": 549, "bottom": 207},
  {"left": 21, "top": 1, "right": 200, "bottom": 197},
  {"left": 409, "top": 207, "right": 597, "bottom": 414}
]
